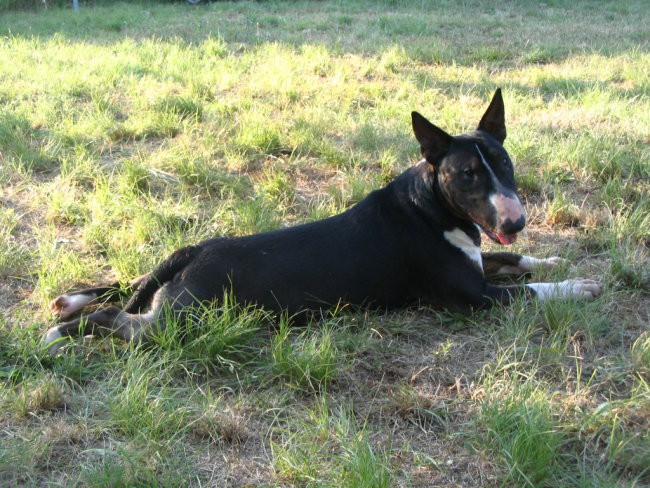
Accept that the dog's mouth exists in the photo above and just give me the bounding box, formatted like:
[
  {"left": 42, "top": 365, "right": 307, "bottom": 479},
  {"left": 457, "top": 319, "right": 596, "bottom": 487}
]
[
  {"left": 482, "top": 228, "right": 518, "bottom": 246},
  {"left": 470, "top": 214, "right": 519, "bottom": 246}
]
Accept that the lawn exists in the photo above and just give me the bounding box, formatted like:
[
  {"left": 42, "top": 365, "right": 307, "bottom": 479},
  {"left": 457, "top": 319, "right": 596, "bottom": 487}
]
[{"left": 0, "top": 0, "right": 648, "bottom": 486}]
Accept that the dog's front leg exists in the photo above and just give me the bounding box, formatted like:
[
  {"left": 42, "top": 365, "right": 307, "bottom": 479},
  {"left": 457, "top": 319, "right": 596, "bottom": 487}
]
[
  {"left": 482, "top": 252, "right": 567, "bottom": 278},
  {"left": 525, "top": 279, "right": 602, "bottom": 301},
  {"left": 482, "top": 278, "right": 602, "bottom": 306}
]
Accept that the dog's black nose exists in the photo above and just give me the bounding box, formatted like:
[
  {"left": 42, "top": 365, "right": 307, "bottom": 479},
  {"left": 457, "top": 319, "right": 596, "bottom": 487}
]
[{"left": 501, "top": 215, "right": 526, "bottom": 235}]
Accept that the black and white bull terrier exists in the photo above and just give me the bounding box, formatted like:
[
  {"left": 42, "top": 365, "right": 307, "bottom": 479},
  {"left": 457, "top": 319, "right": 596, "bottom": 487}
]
[{"left": 44, "top": 89, "right": 602, "bottom": 354}]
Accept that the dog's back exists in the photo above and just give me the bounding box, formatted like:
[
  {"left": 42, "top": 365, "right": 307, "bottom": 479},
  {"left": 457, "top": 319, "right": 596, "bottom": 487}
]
[{"left": 163, "top": 163, "right": 464, "bottom": 315}]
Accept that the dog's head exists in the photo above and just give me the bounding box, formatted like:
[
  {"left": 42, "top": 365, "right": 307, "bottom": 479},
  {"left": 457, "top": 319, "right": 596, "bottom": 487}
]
[{"left": 411, "top": 89, "right": 525, "bottom": 245}]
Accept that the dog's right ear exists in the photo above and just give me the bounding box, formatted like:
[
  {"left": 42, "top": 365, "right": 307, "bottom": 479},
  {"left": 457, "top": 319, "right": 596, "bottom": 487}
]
[{"left": 411, "top": 111, "right": 453, "bottom": 165}]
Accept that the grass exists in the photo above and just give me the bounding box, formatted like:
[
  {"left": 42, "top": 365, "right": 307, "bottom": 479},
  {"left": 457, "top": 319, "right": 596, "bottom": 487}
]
[{"left": 0, "top": 0, "right": 648, "bottom": 486}]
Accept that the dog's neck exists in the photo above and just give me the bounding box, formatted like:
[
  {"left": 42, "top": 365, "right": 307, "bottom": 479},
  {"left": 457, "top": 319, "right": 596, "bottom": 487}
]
[{"left": 392, "top": 160, "right": 480, "bottom": 241}]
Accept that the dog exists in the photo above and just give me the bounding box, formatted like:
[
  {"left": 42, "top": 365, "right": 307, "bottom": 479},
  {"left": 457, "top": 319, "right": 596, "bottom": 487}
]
[{"left": 44, "top": 89, "right": 602, "bottom": 354}]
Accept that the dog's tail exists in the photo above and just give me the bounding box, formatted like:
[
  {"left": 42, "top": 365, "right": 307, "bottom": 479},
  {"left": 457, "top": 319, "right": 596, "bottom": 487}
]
[{"left": 123, "top": 245, "right": 201, "bottom": 313}]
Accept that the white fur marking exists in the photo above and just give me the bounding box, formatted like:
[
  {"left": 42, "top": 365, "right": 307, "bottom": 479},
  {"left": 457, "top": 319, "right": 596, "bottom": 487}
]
[
  {"left": 444, "top": 228, "right": 483, "bottom": 271},
  {"left": 495, "top": 265, "right": 524, "bottom": 275},
  {"left": 52, "top": 293, "right": 95, "bottom": 318},
  {"left": 520, "top": 256, "right": 546, "bottom": 271},
  {"left": 43, "top": 327, "right": 65, "bottom": 355},
  {"left": 528, "top": 279, "right": 602, "bottom": 301},
  {"left": 64, "top": 294, "right": 94, "bottom": 311},
  {"left": 476, "top": 145, "right": 525, "bottom": 227},
  {"left": 496, "top": 256, "right": 566, "bottom": 275},
  {"left": 521, "top": 256, "right": 566, "bottom": 271},
  {"left": 475, "top": 145, "right": 498, "bottom": 181}
]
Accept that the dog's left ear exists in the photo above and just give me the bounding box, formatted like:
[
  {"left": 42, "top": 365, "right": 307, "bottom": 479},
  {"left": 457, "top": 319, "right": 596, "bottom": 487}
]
[{"left": 477, "top": 88, "right": 506, "bottom": 143}]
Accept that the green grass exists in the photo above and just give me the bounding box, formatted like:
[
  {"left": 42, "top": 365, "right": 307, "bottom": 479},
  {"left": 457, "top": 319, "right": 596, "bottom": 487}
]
[
  {"left": 0, "top": 0, "right": 648, "bottom": 486},
  {"left": 271, "top": 396, "right": 392, "bottom": 487},
  {"left": 479, "top": 382, "right": 564, "bottom": 486},
  {"left": 271, "top": 318, "right": 342, "bottom": 390}
]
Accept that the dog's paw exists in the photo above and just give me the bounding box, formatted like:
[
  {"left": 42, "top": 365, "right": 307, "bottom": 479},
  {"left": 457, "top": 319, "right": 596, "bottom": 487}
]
[
  {"left": 520, "top": 255, "right": 568, "bottom": 271},
  {"left": 542, "top": 256, "right": 569, "bottom": 268},
  {"left": 42, "top": 327, "right": 67, "bottom": 355},
  {"left": 561, "top": 278, "right": 602, "bottom": 299},
  {"left": 528, "top": 278, "right": 602, "bottom": 301},
  {"left": 50, "top": 293, "right": 93, "bottom": 320}
]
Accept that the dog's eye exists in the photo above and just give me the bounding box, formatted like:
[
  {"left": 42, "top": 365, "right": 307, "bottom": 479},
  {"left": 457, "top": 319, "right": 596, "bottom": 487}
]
[{"left": 463, "top": 168, "right": 475, "bottom": 179}]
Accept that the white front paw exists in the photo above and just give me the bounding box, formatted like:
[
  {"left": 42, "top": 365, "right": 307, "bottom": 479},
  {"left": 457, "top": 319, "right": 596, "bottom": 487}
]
[
  {"left": 529, "top": 278, "right": 602, "bottom": 301},
  {"left": 562, "top": 278, "right": 602, "bottom": 299},
  {"left": 542, "top": 256, "right": 569, "bottom": 268}
]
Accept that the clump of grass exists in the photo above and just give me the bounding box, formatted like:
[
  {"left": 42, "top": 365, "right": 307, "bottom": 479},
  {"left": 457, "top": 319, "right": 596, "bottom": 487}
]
[
  {"left": 76, "top": 442, "right": 193, "bottom": 487},
  {"left": 541, "top": 298, "right": 607, "bottom": 342},
  {"left": 153, "top": 95, "right": 203, "bottom": 122},
  {"left": 116, "top": 159, "right": 152, "bottom": 195},
  {"left": 578, "top": 381, "right": 650, "bottom": 476},
  {"left": 231, "top": 194, "right": 284, "bottom": 235},
  {"left": 191, "top": 407, "right": 249, "bottom": 444},
  {"left": 171, "top": 152, "right": 247, "bottom": 197},
  {"left": 199, "top": 35, "right": 229, "bottom": 59},
  {"left": 188, "top": 391, "right": 249, "bottom": 444},
  {"left": 604, "top": 196, "right": 649, "bottom": 248},
  {"left": 106, "top": 349, "right": 188, "bottom": 443},
  {"left": 27, "top": 376, "right": 66, "bottom": 412},
  {"left": 33, "top": 233, "right": 96, "bottom": 305},
  {"left": 545, "top": 191, "right": 582, "bottom": 228},
  {"left": 597, "top": 197, "right": 649, "bottom": 290},
  {"left": 631, "top": 332, "right": 650, "bottom": 379},
  {"left": 271, "top": 319, "right": 341, "bottom": 390},
  {"left": 235, "top": 115, "right": 288, "bottom": 157},
  {"left": 0, "top": 208, "right": 32, "bottom": 275},
  {"left": 11, "top": 374, "right": 67, "bottom": 416},
  {"left": 256, "top": 166, "right": 296, "bottom": 210},
  {"left": 515, "top": 166, "right": 544, "bottom": 196},
  {"left": 272, "top": 397, "right": 392, "bottom": 487},
  {"left": 341, "top": 433, "right": 392, "bottom": 488},
  {"left": 77, "top": 175, "right": 202, "bottom": 277},
  {"left": 377, "top": 45, "right": 409, "bottom": 74},
  {"left": 0, "top": 109, "right": 59, "bottom": 173},
  {"left": 381, "top": 382, "right": 446, "bottom": 431},
  {"left": 478, "top": 383, "right": 564, "bottom": 487},
  {"left": 42, "top": 178, "right": 86, "bottom": 225},
  {"left": 609, "top": 245, "right": 649, "bottom": 290},
  {"left": 327, "top": 168, "right": 381, "bottom": 210},
  {"left": 152, "top": 292, "right": 267, "bottom": 373},
  {"left": 119, "top": 110, "right": 184, "bottom": 141}
]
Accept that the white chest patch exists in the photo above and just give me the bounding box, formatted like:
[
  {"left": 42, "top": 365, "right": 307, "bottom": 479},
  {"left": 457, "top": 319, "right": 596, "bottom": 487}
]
[{"left": 444, "top": 228, "right": 483, "bottom": 271}]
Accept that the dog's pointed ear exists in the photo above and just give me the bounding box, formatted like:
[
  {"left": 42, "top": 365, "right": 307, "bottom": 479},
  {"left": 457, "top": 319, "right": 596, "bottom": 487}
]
[
  {"left": 477, "top": 88, "right": 506, "bottom": 143},
  {"left": 411, "top": 111, "right": 453, "bottom": 165}
]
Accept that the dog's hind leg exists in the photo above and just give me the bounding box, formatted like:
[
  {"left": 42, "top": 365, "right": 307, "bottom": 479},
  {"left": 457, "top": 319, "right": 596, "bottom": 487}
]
[
  {"left": 482, "top": 252, "right": 566, "bottom": 278},
  {"left": 50, "top": 275, "right": 149, "bottom": 320},
  {"left": 43, "top": 306, "right": 160, "bottom": 355}
]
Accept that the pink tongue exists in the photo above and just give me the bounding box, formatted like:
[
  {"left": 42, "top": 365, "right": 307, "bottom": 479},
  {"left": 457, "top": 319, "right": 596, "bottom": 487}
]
[{"left": 497, "top": 233, "right": 517, "bottom": 245}]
